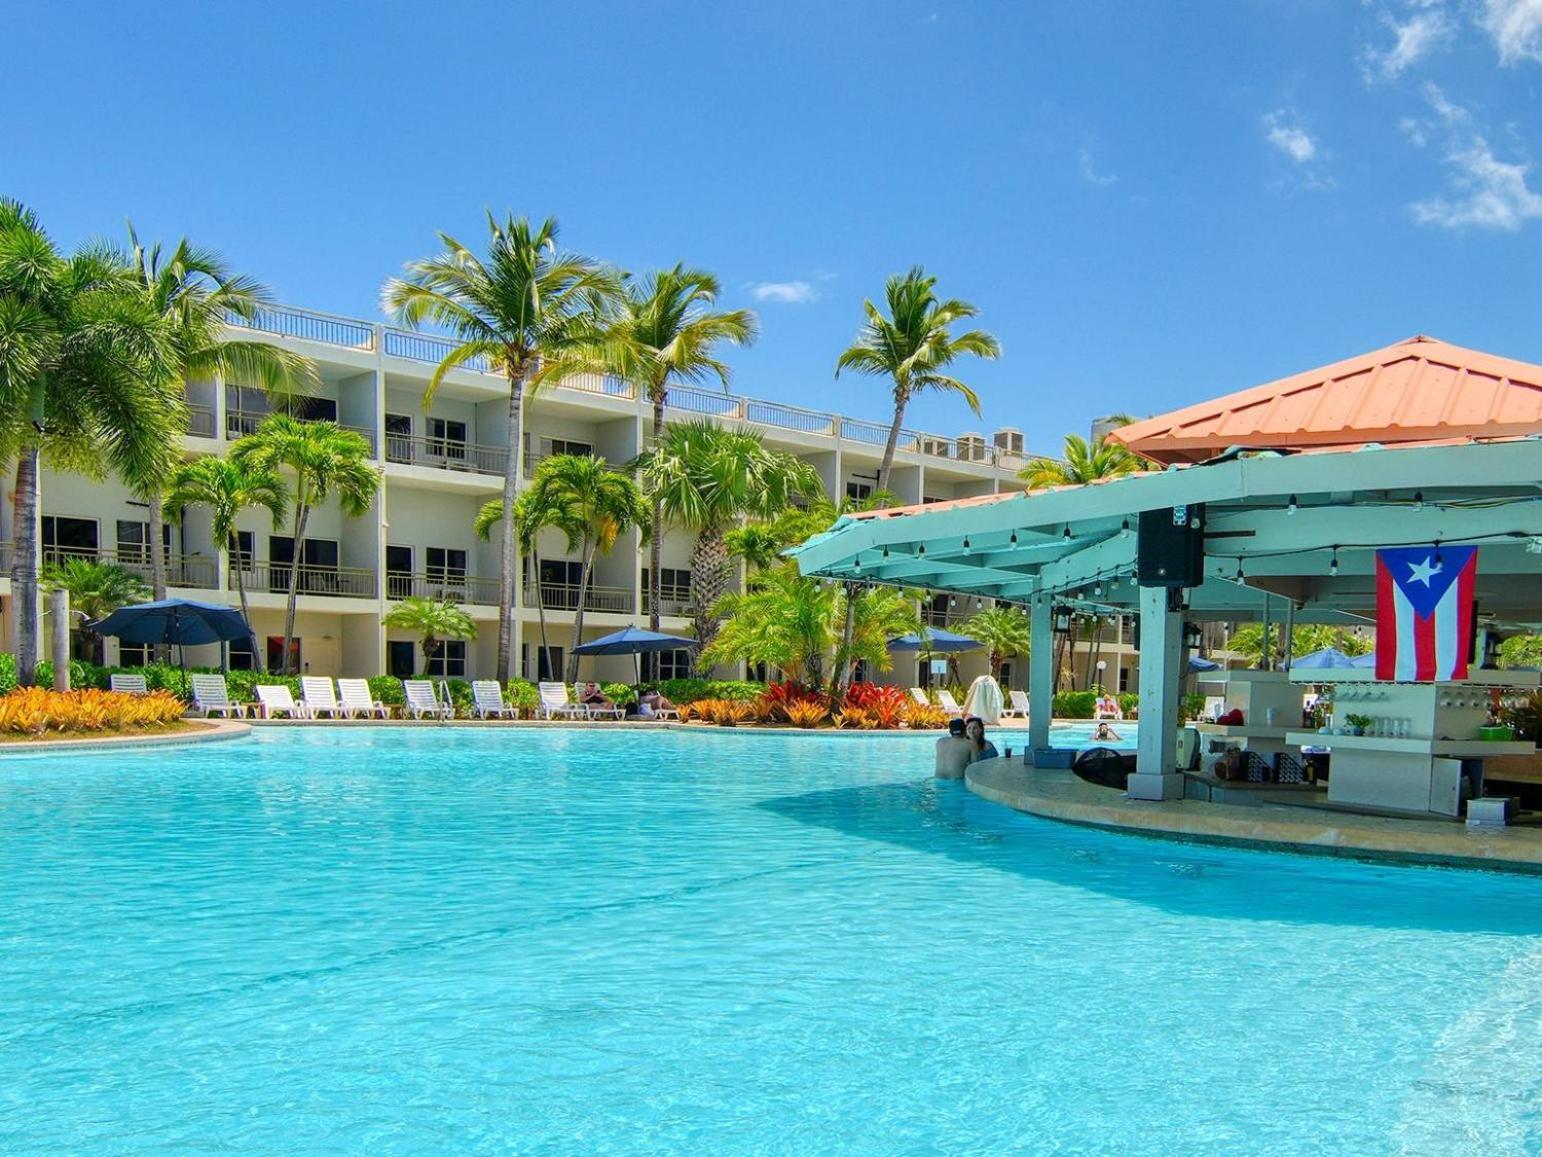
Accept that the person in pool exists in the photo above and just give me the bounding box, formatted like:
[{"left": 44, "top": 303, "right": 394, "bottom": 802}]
[
  {"left": 934, "top": 717, "right": 975, "bottom": 779},
  {"left": 1093, "top": 721, "right": 1122, "bottom": 742},
  {"left": 964, "top": 716, "right": 999, "bottom": 761}
]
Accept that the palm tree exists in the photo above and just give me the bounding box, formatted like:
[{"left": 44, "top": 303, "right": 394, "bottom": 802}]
[
  {"left": 521, "top": 455, "right": 648, "bottom": 681},
  {"left": 383, "top": 214, "right": 624, "bottom": 682},
  {"left": 1019, "top": 430, "right": 1140, "bottom": 489},
  {"left": 960, "top": 605, "right": 1033, "bottom": 680},
  {"left": 615, "top": 266, "right": 757, "bottom": 633},
  {"left": 163, "top": 455, "right": 288, "bottom": 670},
  {"left": 835, "top": 267, "right": 1000, "bottom": 495},
  {"left": 475, "top": 489, "right": 559, "bottom": 681},
  {"left": 632, "top": 419, "right": 823, "bottom": 670},
  {"left": 383, "top": 597, "right": 477, "bottom": 675},
  {"left": 0, "top": 199, "right": 180, "bottom": 684},
  {"left": 40, "top": 559, "right": 150, "bottom": 664},
  {"left": 126, "top": 224, "right": 316, "bottom": 605},
  {"left": 230, "top": 415, "right": 379, "bottom": 673}
]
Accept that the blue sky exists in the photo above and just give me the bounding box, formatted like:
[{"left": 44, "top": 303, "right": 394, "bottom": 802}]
[{"left": 6, "top": 1, "right": 1542, "bottom": 452}]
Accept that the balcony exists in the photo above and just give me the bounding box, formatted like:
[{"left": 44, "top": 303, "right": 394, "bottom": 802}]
[
  {"left": 42, "top": 548, "right": 218, "bottom": 589},
  {"left": 386, "top": 571, "right": 501, "bottom": 605},
  {"left": 386, "top": 432, "right": 508, "bottom": 476},
  {"left": 226, "top": 411, "right": 378, "bottom": 455},
  {"left": 523, "top": 582, "right": 634, "bottom": 614},
  {"left": 235, "top": 561, "right": 377, "bottom": 599},
  {"left": 186, "top": 404, "right": 217, "bottom": 438}
]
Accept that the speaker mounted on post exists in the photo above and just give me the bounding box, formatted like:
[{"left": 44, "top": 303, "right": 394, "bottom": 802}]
[{"left": 1136, "top": 504, "right": 1205, "bottom": 588}]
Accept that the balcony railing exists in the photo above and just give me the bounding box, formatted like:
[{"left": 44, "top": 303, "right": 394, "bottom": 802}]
[
  {"left": 221, "top": 303, "right": 1027, "bottom": 467},
  {"left": 386, "top": 571, "right": 501, "bottom": 604},
  {"left": 235, "top": 562, "right": 377, "bottom": 599},
  {"left": 186, "top": 403, "right": 217, "bottom": 438},
  {"left": 42, "top": 548, "right": 218, "bottom": 588},
  {"left": 386, "top": 432, "right": 508, "bottom": 476},
  {"left": 523, "top": 582, "right": 634, "bottom": 614},
  {"left": 226, "top": 411, "right": 377, "bottom": 454}
]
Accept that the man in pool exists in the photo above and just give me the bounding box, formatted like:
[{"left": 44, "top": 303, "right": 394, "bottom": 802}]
[
  {"left": 965, "top": 716, "right": 999, "bottom": 761},
  {"left": 935, "top": 717, "right": 975, "bottom": 779},
  {"left": 1093, "top": 721, "right": 1122, "bottom": 742}
]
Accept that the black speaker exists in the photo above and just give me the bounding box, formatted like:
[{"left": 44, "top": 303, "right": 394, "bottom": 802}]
[{"left": 1137, "top": 505, "right": 1204, "bottom": 588}]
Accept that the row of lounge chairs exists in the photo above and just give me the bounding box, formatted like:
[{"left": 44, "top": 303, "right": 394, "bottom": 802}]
[{"left": 909, "top": 686, "right": 1033, "bottom": 720}]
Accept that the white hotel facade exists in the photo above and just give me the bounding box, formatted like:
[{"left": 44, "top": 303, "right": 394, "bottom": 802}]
[{"left": 0, "top": 302, "right": 1048, "bottom": 684}]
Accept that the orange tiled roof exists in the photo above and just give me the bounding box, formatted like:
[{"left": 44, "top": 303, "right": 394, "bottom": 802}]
[{"left": 1109, "top": 335, "right": 1542, "bottom": 465}]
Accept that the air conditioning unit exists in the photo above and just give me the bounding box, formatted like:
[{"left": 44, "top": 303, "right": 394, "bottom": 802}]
[
  {"left": 957, "top": 433, "right": 988, "bottom": 462},
  {"left": 917, "top": 436, "right": 952, "bottom": 458},
  {"left": 993, "top": 427, "right": 1025, "bottom": 455}
]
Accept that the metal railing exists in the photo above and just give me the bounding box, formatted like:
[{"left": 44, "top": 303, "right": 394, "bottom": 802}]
[
  {"left": 237, "top": 562, "right": 377, "bottom": 599},
  {"left": 186, "top": 404, "right": 217, "bottom": 438},
  {"left": 226, "top": 411, "right": 377, "bottom": 454},
  {"left": 386, "top": 571, "right": 501, "bottom": 604},
  {"left": 522, "top": 581, "right": 634, "bottom": 614},
  {"left": 220, "top": 302, "right": 1023, "bottom": 467},
  {"left": 386, "top": 432, "right": 508, "bottom": 475},
  {"left": 226, "top": 304, "right": 374, "bottom": 349},
  {"left": 41, "top": 548, "right": 218, "bottom": 588}
]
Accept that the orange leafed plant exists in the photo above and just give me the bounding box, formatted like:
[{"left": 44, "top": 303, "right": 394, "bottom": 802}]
[
  {"left": 723, "top": 700, "right": 758, "bottom": 725},
  {"left": 903, "top": 703, "right": 949, "bottom": 730},
  {"left": 835, "top": 706, "right": 872, "bottom": 730},
  {"left": 785, "top": 700, "right": 829, "bottom": 729},
  {"left": 0, "top": 688, "right": 185, "bottom": 735}
]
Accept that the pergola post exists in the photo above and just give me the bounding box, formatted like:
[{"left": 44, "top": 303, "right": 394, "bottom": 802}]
[
  {"left": 1128, "top": 584, "right": 1184, "bottom": 800},
  {"left": 1028, "top": 597, "right": 1053, "bottom": 757}
]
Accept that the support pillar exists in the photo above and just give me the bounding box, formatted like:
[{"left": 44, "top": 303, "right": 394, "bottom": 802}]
[
  {"left": 49, "top": 588, "right": 70, "bottom": 691},
  {"left": 1128, "top": 584, "right": 1184, "bottom": 800},
  {"left": 1028, "top": 597, "right": 1053, "bottom": 758}
]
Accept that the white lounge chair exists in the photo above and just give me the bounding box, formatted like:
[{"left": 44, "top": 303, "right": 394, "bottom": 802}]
[
  {"left": 338, "top": 678, "right": 389, "bottom": 719},
  {"left": 301, "top": 676, "right": 346, "bottom": 719},
  {"left": 472, "top": 680, "right": 516, "bottom": 719},
  {"left": 404, "top": 679, "right": 452, "bottom": 720},
  {"left": 189, "top": 674, "right": 247, "bottom": 719},
  {"left": 536, "top": 682, "right": 585, "bottom": 720},
  {"left": 1002, "top": 689, "right": 1031, "bottom": 720},
  {"left": 109, "top": 673, "right": 148, "bottom": 695},
  {"left": 255, "top": 684, "right": 309, "bottom": 719},
  {"left": 574, "top": 683, "right": 624, "bottom": 720},
  {"left": 909, "top": 687, "right": 931, "bottom": 708},
  {"left": 936, "top": 689, "right": 965, "bottom": 717}
]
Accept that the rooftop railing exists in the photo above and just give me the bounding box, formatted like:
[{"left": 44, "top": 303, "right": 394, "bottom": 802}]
[{"left": 224, "top": 302, "right": 1022, "bottom": 467}]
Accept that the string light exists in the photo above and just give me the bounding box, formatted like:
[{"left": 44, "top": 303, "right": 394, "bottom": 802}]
[
  {"left": 1063, "top": 525, "right": 1073, "bottom": 541},
  {"left": 1120, "top": 518, "right": 1131, "bottom": 538},
  {"left": 917, "top": 544, "right": 925, "bottom": 557},
  {"left": 882, "top": 546, "right": 889, "bottom": 559},
  {"left": 1286, "top": 495, "right": 1298, "bottom": 515},
  {"left": 1413, "top": 491, "right": 1424, "bottom": 512},
  {"left": 1328, "top": 547, "right": 1339, "bottom": 577},
  {"left": 1434, "top": 540, "right": 1443, "bottom": 567},
  {"left": 949, "top": 596, "right": 957, "bottom": 608},
  {"left": 962, "top": 536, "right": 970, "bottom": 550},
  {"left": 1009, "top": 531, "right": 1018, "bottom": 545},
  {"left": 854, "top": 556, "right": 862, "bottom": 573},
  {"left": 1235, "top": 559, "right": 1245, "bottom": 583}
]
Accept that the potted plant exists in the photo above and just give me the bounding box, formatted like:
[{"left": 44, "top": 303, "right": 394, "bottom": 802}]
[{"left": 1345, "top": 713, "right": 1371, "bottom": 737}]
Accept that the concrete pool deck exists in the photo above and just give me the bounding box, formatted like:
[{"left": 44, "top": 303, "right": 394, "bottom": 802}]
[{"left": 966, "top": 757, "right": 1542, "bottom": 874}]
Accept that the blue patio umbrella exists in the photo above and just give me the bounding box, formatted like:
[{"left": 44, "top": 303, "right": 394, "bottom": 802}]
[
  {"left": 90, "top": 598, "right": 255, "bottom": 674},
  {"left": 1187, "top": 655, "right": 1221, "bottom": 673},
  {"left": 1290, "top": 646, "right": 1357, "bottom": 670},
  {"left": 572, "top": 625, "right": 696, "bottom": 683},
  {"left": 887, "top": 628, "right": 981, "bottom": 652}
]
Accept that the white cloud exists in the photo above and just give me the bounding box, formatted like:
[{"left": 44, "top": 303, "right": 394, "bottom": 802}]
[
  {"left": 1362, "top": 6, "right": 1454, "bottom": 80},
  {"left": 1077, "top": 145, "right": 1117, "bottom": 187},
  {"left": 1264, "top": 111, "right": 1317, "bottom": 163},
  {"left": 1399, "top": 117, "right": 1429, "bottom": 147},
  {"left": 1423, "top": 81, "right": 1468, "bottom": 125},
  {"left": 1411, "top": 137, "right": 1542, "bottom": 229},
  {"left": 748, "top": 280, "right": 818, "bottom": 304},
  {"left": 1480, "top": 0, "right": 1542, "bottom": 64}
]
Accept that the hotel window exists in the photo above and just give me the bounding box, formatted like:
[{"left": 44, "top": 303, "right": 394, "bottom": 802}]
[
  {"left": 522, "top": 643, "right": 565, "bottom": 682},
  {"left": 231, "top": 531, "right": 255, "bottom": 569},
  {"left": 644, "top": 567, "right": 692, "bottom": 606},
  {"left": 385, "top": 413, "right": 412, "bottom": 463},
  {"left": 427, "top": 639, "right": 467, "bottom": 678},
  {"left": 385, "top": 545, "right": 414, "bottom": 599},
  {"left": 228, "top": 636, "right": 256, "bottom": 672},
  {"left": 118, "top": 642, "right": 152, "bottom": 668},
  {"left": 116, "top": 520, "right": 171, "bottom": 564},
  {"left": 426, "top": 547, "right": 467, "bottom": 582},
  {"left": 656, "top": 648, "right": 692, "bottom": 681},
  {"left": 42, "top": 515, "right": 98, "bottom": 560},
  {"left": 845, "top": 481, "right": 873, "bottom": 501},
  {"left": 427, "top": 417, "right": 468, "bottom": 461}
]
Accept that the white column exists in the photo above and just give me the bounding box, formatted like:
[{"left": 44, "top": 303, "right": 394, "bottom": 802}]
[
  {"left": 1128, "top": 583, "right": 1184, "bottom": 800},
  {"left": 1028, "top": 596, "right": 1053, "bottom": 757},
  {"left": 50, "top": 588, "right": 70, "bottom": 690}
]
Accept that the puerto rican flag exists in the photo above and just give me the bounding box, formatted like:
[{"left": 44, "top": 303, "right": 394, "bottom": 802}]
[{"left": 1375, "top": 545, "right": 1478, "bottom": 681}]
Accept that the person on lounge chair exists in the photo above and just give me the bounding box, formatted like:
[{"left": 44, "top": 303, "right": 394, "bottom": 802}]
[
  {"left": 579, "top": 682, "right": 615, "bottom": 712},
  {"left": 636, "top": 689, "right": 674, "bottom": 719}
]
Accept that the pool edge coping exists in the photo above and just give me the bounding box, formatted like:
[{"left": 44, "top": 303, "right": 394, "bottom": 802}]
[{"left": 0, "top": 718, "right": 250, "bottom": 758}]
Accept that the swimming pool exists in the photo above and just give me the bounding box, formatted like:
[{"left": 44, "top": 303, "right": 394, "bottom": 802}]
[{"left": 2, "top": 726, "right": 1538, "bottom": 1152}]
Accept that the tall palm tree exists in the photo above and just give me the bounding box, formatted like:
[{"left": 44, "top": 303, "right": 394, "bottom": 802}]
[
  {"left": 615, "top": 266, "right": 757, "bottom": 633},
  {"left": 835, "top": 267, "right": 1000, "bottom": 495},
  {"left": 632, "top": 419, "right": 823, "bottom": 671},
  {"left": 230, "top": 415, "right": 379, "bottom": 673},
  {"left": 382, "top": 597, "right": 477, "bottom": 675},
  {"left": 959, "top": 605, "right": 1033, "bottom": 680},
  {"left": 40, "top": 558, "right": 150, "bottom": 665},
  {"left": 475, "top": 489, "right": 561, "bottom": 681},
  {"left": 0, "top": 199, "right": 180, "bottom": 684},
  {"left": 521, "top": 455, "right": 648, "bottom": 681},
  {"left": 1019, "top": 430, "right": 1140, "bottom": 489},
  {"left": 382, "top": 214, "right": 624, "bottom": 682},
  {"left": 163, "top": 455, "right": 288, "bottom": 670},
  {"left": 126, "top": 224, "right": 316, "bottom": 605}
]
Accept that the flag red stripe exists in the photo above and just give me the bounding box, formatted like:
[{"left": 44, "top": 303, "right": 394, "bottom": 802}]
[{"left": 1375, "top": 557, "right": 1397, "bottom": 680}]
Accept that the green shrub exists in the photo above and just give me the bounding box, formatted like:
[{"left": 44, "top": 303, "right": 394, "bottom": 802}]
[
  {"left": 655, "top": 678, "right": 765, "bottom": 703},
  {"left": 0, "top": 653, "right": 14, "bottom": 694},
  {"left": 1118, "top": 693, "right": 1140, "bottom": 718},
  {"left": 368, "top": 676, "right": 406, "bottom": 706},
  {"left": 1053, "top": 690, "right": 1096, "bottom": 719},
  {"left": 507, "top": 679, "right": 540, "bottom": 714},
  {"left": 601, "top": 682, "right": 638, "bottom": 707}
]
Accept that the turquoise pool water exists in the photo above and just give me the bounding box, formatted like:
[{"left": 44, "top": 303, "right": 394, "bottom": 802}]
[{"left": 2, "top": 727, "right": 1539, "bottom": 1152}]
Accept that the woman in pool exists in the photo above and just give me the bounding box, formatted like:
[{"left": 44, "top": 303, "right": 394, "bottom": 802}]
[
  {"left": 1093, "top": 721, "right": 1122, "bottom": 742},
  {"left": 964, "top": 716, "right": 999, "bottom": 761}
]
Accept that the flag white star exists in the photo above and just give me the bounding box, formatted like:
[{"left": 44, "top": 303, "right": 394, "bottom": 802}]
[{"left": 1407, "top": 555, "right": 1441, "bottom": 586}]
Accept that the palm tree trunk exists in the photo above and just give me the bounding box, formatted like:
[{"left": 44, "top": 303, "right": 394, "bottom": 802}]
[
  {"left": 13, "top": 448, "right": 41, "bottom": 686},
  {"left": 834, "top": 582, "right": 859, "bottom": 701},
  {"left": 147, "top": 493, "right": 169, "bottom": 664},
  {"left": 648, "top": 390, "right": 665, "bottom": 640},
  {"left": 230, "top": 535, "right": 262, "bottom": 673},
  {"left": 689, "top": 526, "right": 730, "bottom": 676},
  {"left": 422, "top": 634, "right": 441, "bottom": 675},
  {"left": 496, "top": 372, "right": 525, "bottom": 683},
  {"left": 566, "top": 537, "right": 596, "bottom": 683},
  {"left": 281, "top": 503, "right": 310, "bottom": 675},
  {"left": 530, "top": 549, "right": 552, "bottom": 681},
  {"left": 875, "top": 394, "right": 907, "bottom": 496}
]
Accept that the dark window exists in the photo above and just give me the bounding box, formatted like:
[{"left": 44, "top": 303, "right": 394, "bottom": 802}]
[
  {"left": 643, "top": 566, "right": 692, "bottom": 606},
  {"left": 118, "top": 642, "right": 151, "bottom": 668},
  {"left": 428, "top": 418, "right": 468, "bottom": 461},
  {"left": 534, "top": 559, "right": 582, "bottom": 607},
  {"left": 522, "top": 643, "right": 564, "bottom": 682},
  {"left": 845, "top": 481, "right": 873, "bottom": 501},
  {"left": 427, "top": 639, "right": 467, "bottom": 678},
  {"left": 657, "top": 649, "right": 692, "bottom": 680},
  {"left": 42, "top": 516, "right": 98, "bottom": 558},
  {"left": 385, "top": 413, "right": 412, "bottom": 463},
  {"left": 267, "top": 636, "right": 300, "bottom": 672},
  {"left": 386, "top": 545, "right": 413, "bottom": 598},
  {"left": 548, "top": 438, "right": 592, "bottom": 457},
  {"left": 388, "top": 640, "right": 415, "bottom": 679},
  {"left": 426, "top": 547, "right": 467, "bottom": 581},
  {"left": 116, "top": 520, "right": 172, "bottom": 563},
  {"left": 269, "top": 537, "right": 339, "bottom": 593},
  {"left": 298, "top": 396, "right": 337, "bottom": 422},
  {"left": 228, "top": 636, "right": 256, "bottom": 672}
]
